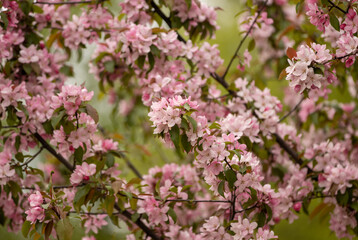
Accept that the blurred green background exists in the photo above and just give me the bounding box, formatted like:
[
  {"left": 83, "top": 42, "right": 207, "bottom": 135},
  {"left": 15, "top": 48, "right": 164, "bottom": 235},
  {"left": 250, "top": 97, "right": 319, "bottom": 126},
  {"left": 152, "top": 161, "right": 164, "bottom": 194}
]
[{"left": 2, "top": 0, "right": 348, "bottom": 239}]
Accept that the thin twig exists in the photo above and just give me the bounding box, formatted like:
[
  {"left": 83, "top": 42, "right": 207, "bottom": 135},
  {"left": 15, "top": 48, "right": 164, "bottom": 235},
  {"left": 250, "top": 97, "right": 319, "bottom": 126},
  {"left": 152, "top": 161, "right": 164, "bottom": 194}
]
[
  {"left": 33, "top": 132, "right": 74, "bottom": 171},
  {"left": 321, "top": 50, "right": 358, "bottom": 65},
  {"left": 34, "top": 0, "right": 106, "bottom": 5},
  {"left": 165, "top": 198, "right": 230, "bottom": 203},
  {"left": 23, "top": 183, "right": 230, "bottom": 203},
  {"left": 97, "top": 124, "right": 143, "bottom": 179},
  {"left": 327, "top": 0, "right": 348, "bottom": 14},
  {"left": 21, "top": 147, "right": 44, "bottom": 167},
  {"left": 279, "top": 97, "right": 305, "bottom": 123},
  {"left": 224, "top": 157, "right": 234, "bottom": 171},
  {"left": 1, "top": 125, "right": 21, "bottom": 129},
  {"left": 150, "top": 1, "right": 186, "bottom": 43},
  {"left": 149, "top": 0, "right": 311, "bottom": 173},
  {"left": 221, "top": 0, "right": 268, "bottom": 79},
  {"left": 32, "top": 132, "right": 161, "bottom": 240}
]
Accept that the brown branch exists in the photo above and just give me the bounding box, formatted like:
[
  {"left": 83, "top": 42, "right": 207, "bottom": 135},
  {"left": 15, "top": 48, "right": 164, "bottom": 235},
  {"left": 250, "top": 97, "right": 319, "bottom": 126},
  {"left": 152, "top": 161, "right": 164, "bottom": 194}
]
[
  {"left": 149, "top": 0, "right": 312, "bottom": 174},
  {"left": 33, "top": 132, "right": 74, "bottom": 171},
  {"left": 150, "top": 1, "right": 186, "bottom": 43},
  {"left": 97, "top": 125, "right": 143, "bottom": 179},
  {"left": 32, "top": 132, "right": 161, "bottom": 240},
  {"left": 221, "top": 0, "right": 268, "bottom": 79},
  {"left": 21, "top": 147, "right": 44, "bottom": 167},
  {"left": 321, "top": 50, "right": 358, "bottom": 65},
  {"left": 34, "top": 0, "right": 106, "bottom": 5},
  {"left": 327, "top": 0, "right": 348, "bottom": 14},
  {"left": 279, "top": 97, "right": 305, "bottom": 123}
]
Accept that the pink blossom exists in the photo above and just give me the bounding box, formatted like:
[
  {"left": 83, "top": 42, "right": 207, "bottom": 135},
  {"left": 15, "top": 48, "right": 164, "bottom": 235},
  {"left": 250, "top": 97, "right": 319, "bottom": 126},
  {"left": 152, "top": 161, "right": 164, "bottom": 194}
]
[
  {"left": 25, "top": 206, "right": 45, "bottom": 224},
  {"left": 28, "top": 191, "right": 43, "bottom": 207},
  {"left": 70, "top": 162, "right": 97, "bottom": 185}
]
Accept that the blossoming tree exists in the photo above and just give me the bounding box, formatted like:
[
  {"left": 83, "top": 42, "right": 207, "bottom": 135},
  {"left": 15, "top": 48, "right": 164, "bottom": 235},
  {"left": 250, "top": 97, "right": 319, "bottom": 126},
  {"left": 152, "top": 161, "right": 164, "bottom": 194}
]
[{"left": 1, "top": 0, "right": 358, "bottom": 239}]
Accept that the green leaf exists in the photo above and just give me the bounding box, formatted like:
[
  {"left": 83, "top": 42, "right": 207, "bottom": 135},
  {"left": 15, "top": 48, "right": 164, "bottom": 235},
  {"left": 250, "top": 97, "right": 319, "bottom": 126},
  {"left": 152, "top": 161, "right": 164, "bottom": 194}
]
[
  {"left": 257, "top": 211, "right": 266, "bottom": 227},
  {"left": 62, "top": 121, "right": 75, "bottom": 135},
  {"left": 74, "top": 147, "right": 84, "bottom": 163},
  {"left": 59, "top": 65, "right": 74, "bottom": 77},
  {"left": 43, "top": 120, "right": 54, "bottom": 134},
  {"left": 184, "top": 0, "right": 192, "bottom": 9},
  {"left": 51, "top": 111, "right": 66, "bottom": 129},
  {"left": 218, "top": 180, "right": 225, "bottom": 198},
  {"left": 56, "top": 217, "right": 73, "bottom": 240},
  {"left": 225, "top": 169, "right": 237, "bottom": 189},
  {"left": 44, "top": 221, "right": 53, "bottom": 240},
  {"left": 321, "top": 0, "right": 329, "bottom": 6},
  {"left": 148, "top": 52, "right": 155, "bottom": 72},
  {"left": 248, "top": 39, "right": 255, "bottom": 52},
  {"left": 209, "top": 122, "right": 221, "bottom": 129},
  {"left": 104, "top": 61, "right": 115, "bottom": 73},
  {"left": 130, "top": 198, "right": 138, "bottom": 210},
  {"left": 336, "top": 190, "right": 349, "bottom": 206},
  {"left": 85, "top": 104, "right": 99, "bottom": 123},
  {"left": 22, "top": 221, "right": 32, "bottom": 238},
  {"left": 0, "top": 12, "right": 9, "bottom": 30},
  {"left": 15, "top": 152, "right": 24, "bottom": 162},
  {"left": 15, "top": 136, "right": 21, "bottom": 152},
  {"left": 329, "top": 14, "right": 340, "bottom": 31},
  {"left": 169, "top": 125, "right": 181, "bottom": 153},
  {"left": 6, "top": 106, "right": 18, "bottom": 126},
  {"left": 136, "top": 55, "right": 146, "bottom": 69},
  {"left": 32, "top": 5, "right": 44, "bottom": 13},
  {"left": 106, "top": 152, "right": 115, "bottom": 167},
  {"left": 131, "top": 212, "right": 140, "bottom": 222},
  {"left": 105, "top": 195, "right": 115, "bottom": 216},
  {"left": 302, "top": 197, "right": 310, "bottom": 214},
  {"left": 181, "top": 134, "right": 192, "bottom": 153},
  {"left": 168, "top": 208, "right": 177, "bottom": 223},
  {"left": 73, "top": 185, "right": 91, "bottom": 212},
  {"left": 181, "top": 117, "right": 189, "bottom": 131},
  {"left": 183, "top": 103, "right": 191, "bottom": 111},
  {"left": 150, "top": 45, "right": 160, "bottom": 56},
  {"left": 313, "top": 66, "right": 324, "bottom": 75},
  {"left": 184, "top": 115, "right": 197, "bottom": 132}
]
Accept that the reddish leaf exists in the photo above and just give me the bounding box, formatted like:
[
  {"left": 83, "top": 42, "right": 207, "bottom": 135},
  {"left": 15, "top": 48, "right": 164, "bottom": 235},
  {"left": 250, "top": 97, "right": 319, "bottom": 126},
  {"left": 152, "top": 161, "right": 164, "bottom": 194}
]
[{"left": 286, "top": 47, "right": 297, "bottom": 59}]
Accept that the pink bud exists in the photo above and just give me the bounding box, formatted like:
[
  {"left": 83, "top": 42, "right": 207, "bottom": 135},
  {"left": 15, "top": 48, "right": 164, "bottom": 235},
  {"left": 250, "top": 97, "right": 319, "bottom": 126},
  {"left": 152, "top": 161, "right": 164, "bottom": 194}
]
[
  {"left": 294, "top": 85, "right": 301, "bottom": 93},
  {"left": 293, "top": 202, "right": 302, "bottom": 212},
  {"left": 347, "top": 9, "right": 356, "bottom": 20},
  {"left": 318, "top": 174, "right": 326, "bottom": 182},
  {"left": 273, "top": 217, "right": 280, "bottom": 223},
  {"left": 45, "top": 14, "right": 51, "bottom": 21}
]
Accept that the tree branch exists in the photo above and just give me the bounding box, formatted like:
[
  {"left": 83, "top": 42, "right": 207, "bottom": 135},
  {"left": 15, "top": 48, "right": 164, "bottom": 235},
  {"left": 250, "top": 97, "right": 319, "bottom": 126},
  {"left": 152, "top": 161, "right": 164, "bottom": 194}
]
[
  {"left": 97, "top": 125, "right": 143, "bottom": 179},
  {"left": 221, "top": 0, "right": 268, "bottom": 79},
  {"left": 279, "top": 97, "right": 305, "bottom": 123},
  {"left": 21, "top": 147, "right": 44, "bottom": 167},
  {"left": 32, "top": 132, "right": 161, "bottom": 240},
  {"left": 150, "top": 1, "right": 186, "bottom": 43},
  {"left": 148, "top": 0, "right": 313, "bottom": 175},
  {"left": 33, "top": 132, "right": 74, "bottom": 171},
  {"left": 34, "top": 0, "right": 106, "bottom": 5},
  {"left": 328, "top": 0, "right": 348, "bottom": 14}
]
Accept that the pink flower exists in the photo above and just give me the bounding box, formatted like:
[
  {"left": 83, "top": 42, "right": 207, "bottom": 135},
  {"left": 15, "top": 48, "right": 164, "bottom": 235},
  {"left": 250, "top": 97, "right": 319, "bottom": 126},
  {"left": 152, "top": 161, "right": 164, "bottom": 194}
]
[
  {"left": 70, "top": 162, "right": 97, "bottom": 184},
  {"left": 28, "top": 191, "right": 43, "bottom": 207},
  {"left": 25, "top": 206, "right": 45, "bottom": 224},
  {"left": 18, "top": 45, "right": 41, "bottom": 63},
  {"left": 306, "top": 4, "right": 329, "bottom": 32},
  {"left": 84, "top": 215, "right": 107, "bottom": 234}
]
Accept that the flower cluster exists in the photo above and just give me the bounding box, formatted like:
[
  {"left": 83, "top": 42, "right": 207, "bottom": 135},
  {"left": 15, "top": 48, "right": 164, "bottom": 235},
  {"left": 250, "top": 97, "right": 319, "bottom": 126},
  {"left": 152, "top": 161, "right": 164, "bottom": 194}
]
[
  {"left": 25, "top": 191, "right": 45, "bottom": 224},
  {"left": 148, "top": 96, "right": 198, "bottom": 134},
  {"left": 286, "top": 43, "right": 332, "bottom": 93},
  {"left": 70, "top": 162, "right": 97, "bottom": 185}
]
